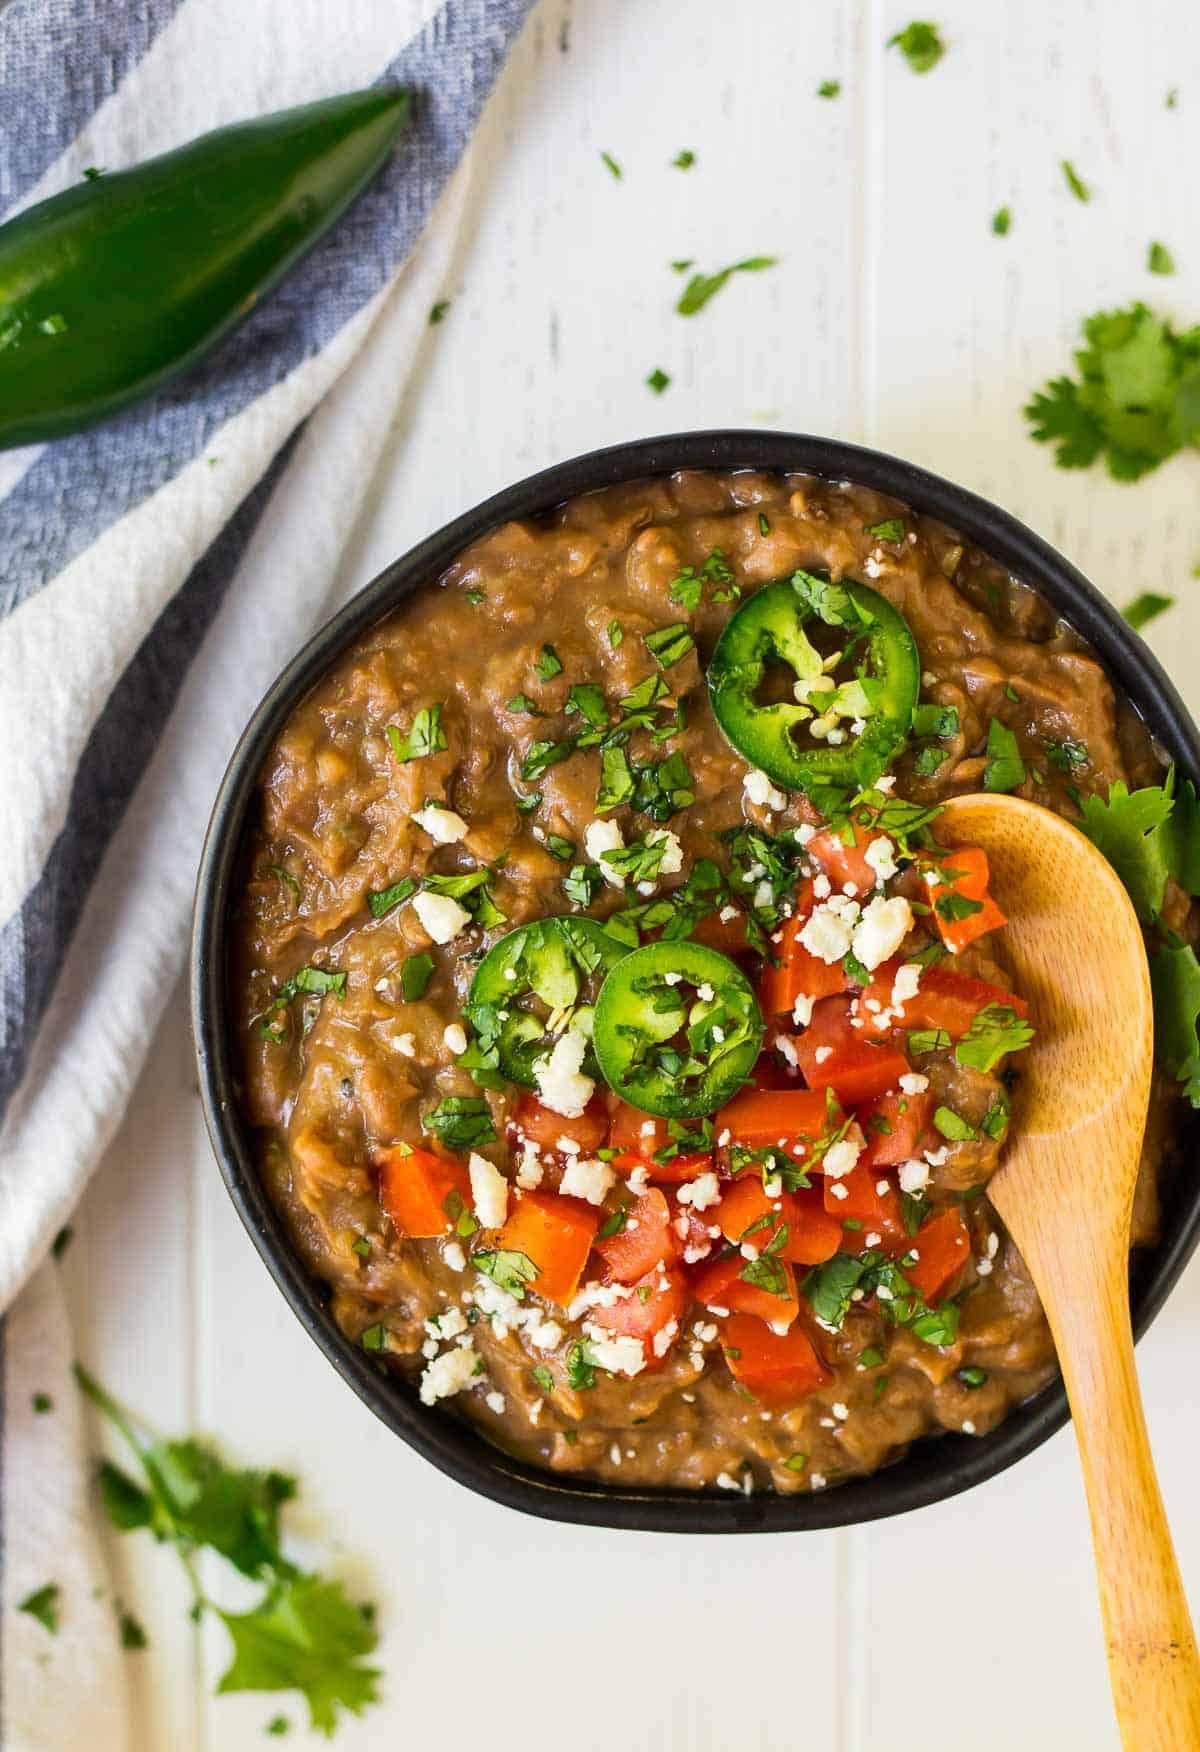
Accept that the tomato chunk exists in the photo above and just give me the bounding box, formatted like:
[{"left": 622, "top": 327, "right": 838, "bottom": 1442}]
[
  {"left": 823, "top": 1165, "right": 906, "bottom": 1248},
  {"left": 759, "top": 885, "right": 850, "bottom": 1016},
  {"left": 691, "top": 1250, "right": 800, "bottom": 1329},
  {"left": 593, "top": 1189, "right": 680, "bottom": 1284},
  {"left": 808, "top": 827, "right": 886, "bottom": 895},
  {"left": 378, "top": 1144, "right": 471, "bottom": 1238},
  {"left": 927, "top": 845, "right": 1007, "bottom": 954},
  {"left": 792, "top": 996, "right": 909, "bottom": 1104},
  {"left": 856, "top": 1087, "right": 934, "bottom": 1168},
  {"left": 607, "top": 1100, "right": 667, "bottom": 1156},
  {"left": 717, "top": 1085, "right": 833, "bottom": 1152},
  {"left": 492, "top": 1189, "right": 600, "bottom": 1307},
  {"left": 905, "top": 1207, "right": 972, "bottom": 1302},
  {"left": 589, "top": 1264, "right": 688, "bottom": 1362},
  {"left": 720, "top": 1314, "right": 832, "bottom": 1408},
  {"left": 691, "top": 907, "right": 751, "bottom": 956},
  {"left": 512, "top": 1092, "right": 609, "bottom": 1154},
  {"left": 865, "top": 960, "right": 1023, "bottom": 1037},
  {"left": 714, "top": 1177, "right": 841, "bottom": 1265}
]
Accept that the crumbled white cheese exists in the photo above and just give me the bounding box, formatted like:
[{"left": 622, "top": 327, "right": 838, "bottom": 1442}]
[
  {"left": 961, "top": 1420, "right": 977, "bottom": 1435},
  {"left": 832, "top": 1402, "right": 849, "bottom": 1421},
  {"left": 898, "top": 1159, "right": 930, "bottom": 1193},
  {"left": 443, "top": 1241, "right": 466, "bottom": 1272},
  {"left": 923, "top": 1145, "right": 950, "bottom": 1167},
  {"left": 515, "top": 1140, "right": 544, "bottom": 1190},
  {"left": 794, "top": 821, "right": 817, "bottom": 846},
  {"left": 528, "top": 1316, "right": 563, "bottom": 1351},
  {"left": 810, "top": 1472, "right": 828, "bottom": 1490},
  {"left": 485, "top": 1391, "right": 507, "bottom": 1415},
  {"left": 814, "top": 1045, "right": 833, "bottom": 1064},
  {"left": 469, "top": 1152, "right": 509, "bottom": 1229},
  {"left": 792, "top": 993, "right": 815, "bottom": 1028},
  {"left": 892, "top": 963, "right": 921, "bottom": 1005},
  {"left": 899, "top": 1071, "right": 929, "bottom": 1095},
  {"left": 850, "top": 894, "right": 914, "bottom": 971},
  {"left": 533, "top": 1029, "right": 595, "bottom": 1117},
  {"left": 651, "top": 1318, "right": 680, "bottom": 1358},
  {"left": 625, "top": 1162, "right": 650, "bottom": 1194},
  {"left": 392, "top": 1032, "right": 416, "bottom": 1058},
  {"left": 648, "top": 827, "right": 684, "bottom": 875},
  {"left": 585, "top": 818, "right": 627, "bottom": 886},
  {"left": 716, "top": 1471, "right": 742, "bottom": 1492},
  {"left": 412, "top": 889, "right": 471, "bottom": 944},
  {"left": 443, "top": 1022, "right": 468, "bottom": 1055},
  {"left": 800, "top": 895, "right": 860, "bottom": 963},
  {"left": 776, "top": 1034, "right": 800, "bottom": 1070},
  {"left": 677, "top": 1171, "right": 721, "bottom": 1211},
  {"left": 419, "top": 1344, "right": 479, "bottom": 1405},
  {"left": 863, "top": 835, "right": 899, "bottom": 885},
  {"left": 827, "top": 1180, "right": 849, "bottom": 1201},
  {"left": 823, "top": 1135, "right": 864, "bottom": 1179},
  {"left": 412, "top": 803, "right": 469, "bottom": 844},
  {"left": 584, "top": 1328, "right": 646, "bottom": 1376},
  {"left": 559, "top": 1155, "right": 615, "bottom": 1205},
  {"left": 812, "top": 872, "right": 832, "bottom": 900},
  {"left": 697, "top": 982, "right": 715, "bottom": 1002},
  {"left": 744, "top": 768, "right": 787, "bottom": 812}
]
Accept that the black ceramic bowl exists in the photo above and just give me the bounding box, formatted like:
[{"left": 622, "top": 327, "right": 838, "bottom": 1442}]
[{"left": 192, "top": 430, "right": 1200, "bottom": 1532}]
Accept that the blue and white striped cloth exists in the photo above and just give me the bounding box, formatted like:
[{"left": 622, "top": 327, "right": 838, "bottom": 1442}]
[{"left": 0, "top": 2, "right": 534, "bottom": 1740}]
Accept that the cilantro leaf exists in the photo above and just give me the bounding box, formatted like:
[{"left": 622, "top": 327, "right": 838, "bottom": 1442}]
[
  {"left": 644, "top": 623, "right": 695, "bottom": 667},
  {"left": 1123, "top": 592, "right": 1174, "bottom": 630},
  {"left": 1024, "top": 375, "right": 1106, "bottom": 469},
  {"left": 1150, "top": 945, "right": 1200, "bottom": 1103},
  {"left": 888, "top": 21, "right": 945, "bottom": 73},
  {"left": 865, "top": 518, "right": 905, "bottom": 543},
  {"left": 934, "top": 1106, "right": 979, "bottom": 1141},
  {"left": 954, "top": 1003, "right": 1035, "bottom": 1073},
  {"left": 597, "top": 745, "right": 635, "bottom": 814},
  {"left": 646, "top": 366, "right": 671, "bottom": 394},
  {"left": 817, "top": 79, "right": 841, "bottom": 98},
  {"left": 992, "top": 206, "right": 1012, "bottom": 236},
  {"left": 1148, "top": 241, "right": 1176, "bottom": 276},
  {"left": 676, "top": 256, "right": 777, "bottom": 316},
  {"left": 19, "top": 1583, "right": 60, "bottom": 1634},
  {"left": 471, "top": 1248, "right": 538, "bottom": 1298},
  {"left": 983, "top": 719, "right": 1026, "bottom": 792},
  {"left": 401, "top": 952, "right": 435, "bottom": 1001},
  {"left": 386, "top": 704, "right": 446, "bottom": 763},
  {"left": 425, "top": 1097, "right": 496, "bottom": 1150},
  {"left": 368, "top": 878, "right": 415, "bottom": 919},
  {"left": 1077, "top": 780, "right": 1177, "bottom": 921},
  {"left": 672, "top": 149, "right": 695, "bottom": 169},
  {"left": 1061, "top": 159, "right": 1091, "bottom": 202},
  {"left": 217, "top": 1575, "right": 380, "bottom": 1737}
]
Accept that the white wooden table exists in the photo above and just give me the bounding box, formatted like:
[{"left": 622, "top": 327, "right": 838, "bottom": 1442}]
[{"left": 60, "top": 1, "right": 1200, "bottom": 1745}]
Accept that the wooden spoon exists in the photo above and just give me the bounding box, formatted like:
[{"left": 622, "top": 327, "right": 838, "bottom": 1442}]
[{"left": 937, "top": 792, "right": 1200, "bottom": 1749}]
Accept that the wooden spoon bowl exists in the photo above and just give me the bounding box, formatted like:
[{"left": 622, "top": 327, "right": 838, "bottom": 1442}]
[{"left": 938, "top": 792, "right": 1200, "bottom": 1750}]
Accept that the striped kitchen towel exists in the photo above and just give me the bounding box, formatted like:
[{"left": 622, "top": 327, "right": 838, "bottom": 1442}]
[{"left": 0, "top": 0, "right": 536, "bottom": 1743}]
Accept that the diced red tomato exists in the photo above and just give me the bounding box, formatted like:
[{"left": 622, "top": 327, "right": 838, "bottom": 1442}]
[
  {"left": 691, "top": 1250, "right": 800, "bottom": 1329},
  {"left": 716, "top": 1085, "right": 833, "bottom": 1152},
  {"left": 808, "top": 826, "right": 887, "bottom": 895},
  {"left": 823, "top": 1165, "right": 906, "bottom": 1248},
  {"left": 927, "top": 845, "right": 1007, "bottom": 955},
  {"left": 589, "top": 1264, "right": 689, "bottom": 1362},
  {"left": 901, "top": 965, "right": 1029, "bottom": 1041},
  {"left": 691, "top": 908, "right": 751, "bottom": 956},
  {"left": 720, "top": 1314, "right": 832, "bottom": 1408},
  {"left": 713, "top": 1177, "right": 841, "bottom": 1266},
  {"left": 492, "top": 1189, "right": 600, "bottom": 1307},
  {"left": 607, "top": 1100, "right": 667, "bottom": 1156},
  {"left": 592, "top": 1189, "right": 679, "bottom": 1284},
  {"left": 856, "top": 1087, "right": 934, "bottom": 1168},
  {"left": 640, "top": 1150, "right": 716, "bottom": 1185},
  {"left": 759, "top": 883, "right": 850, "bottom": 1016},
  {"left": 791, "top": 996, "right": 909, "bottom": 1104},
  {"left": 378, "top": 1144, "right": 472, "bottom": 1238},
  {"left": 511, "top": 1092, "right": 609, "bottom": 1155},
  {"left": 905, "top": 1207, "right": 972, "bottom": 1302}
]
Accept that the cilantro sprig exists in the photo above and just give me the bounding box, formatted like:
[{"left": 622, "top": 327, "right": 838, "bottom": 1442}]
[{"left": 75, "top": 1366, "right": 380, "bottom": 1736}]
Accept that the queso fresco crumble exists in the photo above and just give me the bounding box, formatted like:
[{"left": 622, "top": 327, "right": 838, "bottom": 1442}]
[{"left": 231, "top": 468, "right": 1180, "bottom": 1495}]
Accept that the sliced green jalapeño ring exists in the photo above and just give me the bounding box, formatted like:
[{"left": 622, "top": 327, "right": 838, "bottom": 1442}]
[
  {"left": 464, "top": 916, "right": 629, "bottom": 1088},
  {"left": 706, "top": 572, "right": 920, "bottom": 793},
  {"left": 592, "top": 940, "right": 764, "bottom": 1118}
]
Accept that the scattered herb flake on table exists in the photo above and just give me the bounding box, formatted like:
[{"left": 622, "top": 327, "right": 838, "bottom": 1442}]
[
  {"left": 671, "top": 149, "right": 695, "bottom": 168},
  {"left": 646, "top": 366, "right": 671, "bottom": 394},
  {"left": 19, "top": 1582, "right": 60, "bottom": 1633},
  {"left": 992, "top": 206, "right": 1012, "bottom": 236},
  {"left": 1124, "top": 592, "right": 1174, "bottom": 630},
  {"left": 676, "top": 256, "right": 778, "bottom": 316},
  {"left": 1148, "top": 241, "right": 1176, "bottom": 276},
  {"left": 428, "top": 299, "right": 450, "bottom": 324},
  {"left": 1061, "top": 159, "right": 1091, "bottom": 202},
  {"left": 600, "top": 150, "right": 622, "bottom": 180},
  {"left": 888, "top": 21, "right": 945, "bottom": 73},
  {"left": 817, "top": 79, "right": 841, "bottom": 98}
]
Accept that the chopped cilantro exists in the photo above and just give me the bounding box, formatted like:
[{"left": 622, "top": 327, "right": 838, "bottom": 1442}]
[
  {"left": 1024, "top": 302, "right": 1200, "bottom": 481},
  {"left": 865, "top": 517, "right": 905, "bottom": 542},
  {"left": 958, "top": 1366, "right": 988, "bottom": 1388},
  {"left": 465, "top": 588, "right": 485, "bottom": 606},
  {"left": 1123, "top": 592, "right": 1174, "bottom": 630},
  {"left": 19, "top": 1583, "right": 60, "bottom": 1633},
  {"left": 52, "top": 1225, "right": 73, "bottom": 1260},
  {"left": 360, "top": 1324, "right": 387, "bottom": 1352},
  {"left": 565, "top": 1338, "right": 599, "bottom": 1389},
  {"left": 428, "top": 299, "right": 450, "bottom": 324},
  {"left": 33, "top": 1390, "right": 53, "bottom": 1413},
  {"left": 566, "top": 682, "right": 609, "bottom": 728},
  {"left": 933, "top": 1105, "right": 978, "bottom": 1142},
  {"left": 676, "top": 256, "right": 778, "bottom": 316},
  {"left": 671, "top": 149, "right": 695, "bottom": 168},
  {"left": 669, "top": 547, "right": 735, "bottom": 609},
  {"left": 266, "top": 1720, "right": 291, "bottom": 1738},
  {"left": 992, "top": 206, "right": 1012, "bottom": 236},
  {"left": 368, "top": 877, "right": 415, "bottom": 918},
  {"left": 955, "top": 1004, "right": 1035, "bottom": 1072},
  {"left": 758, "top": 512, "right": 771, "bottom": 535},
  {"left": 888, "top": 21, "right": 945, "bottom": 73},
  {"left": 600, "top": 151, "right": 622, "bottom": 180},
  {"left": 912, "top": 745, "right": 946, "bottom": 777},
  {"left": 644, "top": 622, "right": 695, "bottom": 667},
  {"left": 1044, "top": 737, "right": 1089, "bottom": 773},
  {"left": 351, "top": 1236, "right": 372, "bottom": 1261},
  {"left": 646, "top": 367, "right": 671, "bottom": 394},
  {"left": 597, "top": 745, "right": 635, "bottom": 814},
  {"left": 532, "top": 1365, "right": 555, "bottom": 1393},
  {"left": 934, "top": 890, "right": 984, "bottom": 924},
  {"left": 119, "top": 1606, "right": 148, "bottom": 1649},
  {"left": 607, "top": 619, "right": 624, "bottom": 648},
  {"left": 507, "top": 692, "right": 543, "bottom": 715},
  {"left": 544, "top": 834, "right": 575, "bottom": 862},
  {"left": 983, "top": 718, "right": 1026, "bottom": 792},
  {"left": 563, "top": 864, "right": 603, "bottom": 908},
  {"left": 387, "top": 703, "right": 447, "bottom": 763},
  {"left": 400, "top": 952, "right": 435, "bottom": 1001},
  {"left": 515, "top": 789, "right": 542, "bottom": 813},
  {"left": 472, "top": 1249, "right": 538, "bottom": 1298},
  {"left": 859, "top": 1347, "right": 885, "bottom": 1370},
  {"left": 1061, "top": 159, "right": 1091, "bottom": 203},
  {"left": 911, "top": 703, "right": 959, "bottom": 738},
  {"left": 1148, "top": 241, "right": 1176, "bottom": 276},
  {"left": 521, "top": 739, "right": 574, "bottom": 782},
  {"left": 817, "top": 79, "right": 841, "bottom": 98},
  {"left": 425, "top": 1096, "right": 496, "bottom": 1149}
]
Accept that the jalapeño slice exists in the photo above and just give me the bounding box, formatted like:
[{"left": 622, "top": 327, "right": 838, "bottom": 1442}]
[
  {"left": 465, "top": 916, "right": 629, "bottom": 1088},
  {"left": 706, "top": 572, "right": 920, "bottom": 793},
  {"left": 592, "top": 940, "right": 764, "bottom": 1118}
]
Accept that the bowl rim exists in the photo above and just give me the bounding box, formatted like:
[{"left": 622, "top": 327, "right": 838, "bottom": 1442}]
[{"left": 191, "top": 428, "right": 1200, "bottom": 1534}]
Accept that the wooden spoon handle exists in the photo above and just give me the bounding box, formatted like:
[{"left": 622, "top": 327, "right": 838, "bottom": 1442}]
[{"left": 1013, "top": 1212, "right": 1200, "bottom": 1748}]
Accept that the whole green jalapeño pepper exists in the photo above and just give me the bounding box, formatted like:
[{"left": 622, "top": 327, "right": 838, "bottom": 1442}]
[
  {"left": 592, "top": 940, "right": 764, "bottom": 1118},
  {"left": 0, "top": 86, "right": 409, "bottom": 450},
  {"left": 706, "top": 571, "right": 920, "bottom": 794}
]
